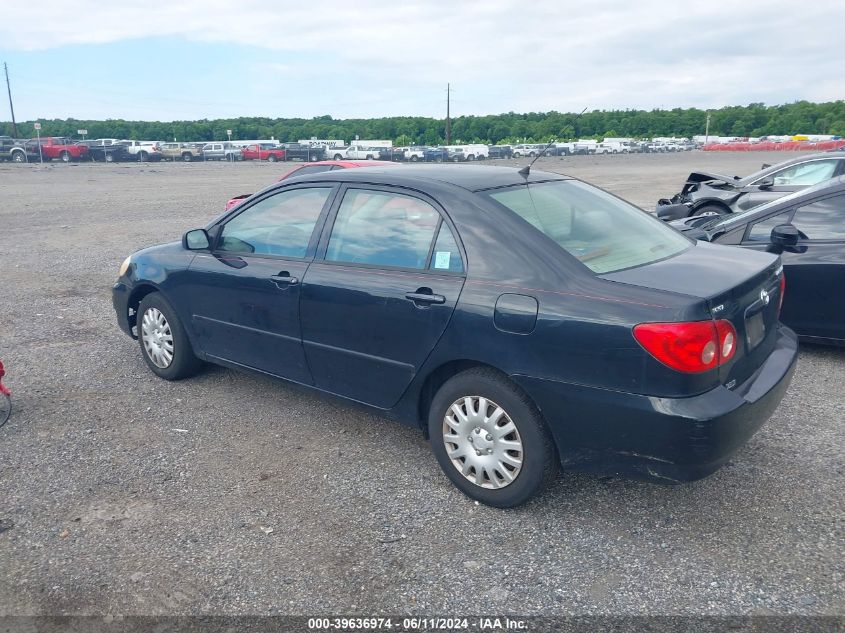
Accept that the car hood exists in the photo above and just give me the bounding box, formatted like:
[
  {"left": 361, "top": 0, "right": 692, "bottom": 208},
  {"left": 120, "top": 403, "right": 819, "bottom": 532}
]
[{"left": 685, "top": 171, "right": 741, "bottom": 187}]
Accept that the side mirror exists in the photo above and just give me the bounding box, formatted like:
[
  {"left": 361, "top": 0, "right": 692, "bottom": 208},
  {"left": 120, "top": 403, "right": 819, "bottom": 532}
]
[
  {"left": 770, "top": 223, "right": 799, "bottom": 247},
  {"left": 757, "top": 177, "right": 774, "bottom": 189},
  {"left": 183, "top": 228, "right": 211, "bottom": 250}
]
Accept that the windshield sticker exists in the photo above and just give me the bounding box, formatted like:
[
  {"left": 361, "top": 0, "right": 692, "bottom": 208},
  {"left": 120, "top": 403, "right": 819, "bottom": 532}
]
[{"left": 434, "top": 251, "right": 451, "bottom": 269}]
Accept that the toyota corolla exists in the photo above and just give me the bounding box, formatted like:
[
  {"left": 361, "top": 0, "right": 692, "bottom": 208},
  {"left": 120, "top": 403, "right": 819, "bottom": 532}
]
[{"left": 113, "top": 166, "right": 798, "bottom": 507}]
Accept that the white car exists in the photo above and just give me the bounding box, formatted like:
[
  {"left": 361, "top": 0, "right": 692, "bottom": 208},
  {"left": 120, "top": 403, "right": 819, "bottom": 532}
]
[{"left": 119, "top": 140, "right": 162, "bottom": 161}]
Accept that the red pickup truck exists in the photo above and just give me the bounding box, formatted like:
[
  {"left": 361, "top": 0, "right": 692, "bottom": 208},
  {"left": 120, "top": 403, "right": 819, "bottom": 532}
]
[
  {"left": 38, "top": 137, "right": 89, "bottom": 162},
  {"left": 241, "top": 143, "right": 286, "bottom": 162}
]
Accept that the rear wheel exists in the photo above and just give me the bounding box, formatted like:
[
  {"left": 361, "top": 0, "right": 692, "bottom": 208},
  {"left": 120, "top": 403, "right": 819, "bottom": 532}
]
[
  {"left": 428, "top": 368, "right": 558, "bottom": 508},
  {"left": 182, "top": 153, "right": 192, "bottom": 162},
  {"left": 139, "top": 151, "right": 148, "bottom": 161},
  {"left": 11, "top": 152, "right": 24, "bottom": 163},
  {"left": 692, "top": 204, "right": 729, "bottom": 217},
  {"left": 137, "top": 293, "right": 203, "bottom": 381},
  {"left": 333, "top": 154, "right": 343, "bottom": 161},
  {"left": 105, "top": 153, "right": 115, "bottom": 163},
  {"left": 410, "top": 155, "right": 419, "bottom": 162}
]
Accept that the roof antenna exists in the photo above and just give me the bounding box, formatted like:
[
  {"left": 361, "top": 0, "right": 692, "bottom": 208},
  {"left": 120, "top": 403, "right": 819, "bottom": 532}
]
[
  {"left": 519, "top": 107, "right": 588, "bottom": 178},
  {"left": 518, "top": 137, "right": 556, "bottom": 177}
]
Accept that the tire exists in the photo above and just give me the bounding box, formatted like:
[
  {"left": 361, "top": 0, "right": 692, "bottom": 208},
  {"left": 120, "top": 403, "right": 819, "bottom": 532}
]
[
  {"left": 366, "top": 155, "right": 374, "bottom": 160},
  {"left": 692, "top": 204, "right": 729, "bottom": 217},
  {"left": 410, "top": 155, "right": 419, "bottom": 162},
  {"left": 428, "top": 368, "right": 558, "bottom": 508},
  {"left": 182, "top": 153, "right": 192, "bottom": 162},
  {"left": 513, "top": 152, "right": 521, "bottom": 158},
  {"left": 268, "top": 155, "right": 277, "bottom": 162},
  {"left": 137, "top": 293, "right": 203, "bottom": 381},
  {"left": 60, "top": 151, "right": 71, "bottom": 162},
  {"left": 139, "top": 151, "right": 148, "bottom": 161},
  {"left": 333, "top": 154, "right": 343, "bottom": 161},
  {"left": 11, "top": 152, "right": 24, "bottom": 163},
  {"left": 105, "top": 153, "right": 115, "bottom": 163},
  {"left": 466, "top": 154, "right": 475, "bottom": 161},
  {"left": 528, "top": 152, "right": 536, "bottom": 158}
]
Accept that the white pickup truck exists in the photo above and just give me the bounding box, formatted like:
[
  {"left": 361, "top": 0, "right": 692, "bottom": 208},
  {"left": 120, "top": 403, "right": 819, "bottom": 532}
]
[
  {"left": 119, "top": 140, "right": 162, "bottom": 161},
  {"left": 334, "top": 144, "right": 388, "bottom": 160}
]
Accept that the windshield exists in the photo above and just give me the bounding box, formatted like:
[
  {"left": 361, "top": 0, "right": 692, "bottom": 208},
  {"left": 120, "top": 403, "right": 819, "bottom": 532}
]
[{"left": 485, "top": 180, "right": 691, "bottom": 273}]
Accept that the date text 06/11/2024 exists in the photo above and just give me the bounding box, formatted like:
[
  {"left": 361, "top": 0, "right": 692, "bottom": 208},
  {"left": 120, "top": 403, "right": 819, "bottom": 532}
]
[{"left": 307, "top": 617, "right": 529, "bottom": 630}]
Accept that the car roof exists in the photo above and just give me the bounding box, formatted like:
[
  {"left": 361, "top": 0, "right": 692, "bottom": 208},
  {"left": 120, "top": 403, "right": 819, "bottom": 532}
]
[{"left": 284, "top": 164, "right": 571, "bottom": 192}]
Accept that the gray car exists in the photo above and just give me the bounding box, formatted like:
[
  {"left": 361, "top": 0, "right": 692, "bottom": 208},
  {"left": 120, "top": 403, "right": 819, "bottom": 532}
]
[{"left": 657, "top": 151, "right": 845, "bottom": 220}]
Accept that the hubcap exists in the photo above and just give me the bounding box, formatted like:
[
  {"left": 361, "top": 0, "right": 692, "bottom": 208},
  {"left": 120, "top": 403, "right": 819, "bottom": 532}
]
[
  {"left": 141, "top": 308, "right": 174, "bottom": 369},
  {"left": 442, "top": 396, "right": 523, "bottom": 489}
]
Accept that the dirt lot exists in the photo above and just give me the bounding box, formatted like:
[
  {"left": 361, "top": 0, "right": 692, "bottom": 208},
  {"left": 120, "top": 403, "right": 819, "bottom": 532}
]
[{"left": 0, "top": 153, "right": 842, "bottom": 617}]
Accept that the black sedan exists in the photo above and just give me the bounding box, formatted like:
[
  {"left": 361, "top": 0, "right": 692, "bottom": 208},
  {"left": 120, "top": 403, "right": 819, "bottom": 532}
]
[
  {"left": 657, "top": 151, "right": 845, "bottom": 220},
  {"left": 671, "top": 175, "right": 845, "bottom": 346},
  {"left": 113, "top": 166, "right": 797, "bottom": 507}
]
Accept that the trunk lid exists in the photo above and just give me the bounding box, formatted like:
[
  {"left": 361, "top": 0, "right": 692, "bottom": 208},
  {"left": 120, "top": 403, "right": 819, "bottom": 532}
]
[{"left": 603, "top": 241, "right": 783, "bottom": 386}]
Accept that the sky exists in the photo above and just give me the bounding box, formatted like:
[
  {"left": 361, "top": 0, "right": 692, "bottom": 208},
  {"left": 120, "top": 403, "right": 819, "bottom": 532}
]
[{"left": 1, "top": 0, "right": 843, "bottom": 122}]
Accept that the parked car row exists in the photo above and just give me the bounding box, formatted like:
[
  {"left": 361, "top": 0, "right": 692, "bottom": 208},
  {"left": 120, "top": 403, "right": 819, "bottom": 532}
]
[{"left": 0, "top": 134, "right": 701, "bottom": 164}]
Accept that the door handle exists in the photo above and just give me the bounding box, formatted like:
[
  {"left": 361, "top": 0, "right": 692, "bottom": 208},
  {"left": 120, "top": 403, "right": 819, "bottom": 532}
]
[
  {"left": 405, "top": 288, "right": 446, "bottom": 305},
  {"left": 270, "top": 272, "right": 299, "bottom": 286}
]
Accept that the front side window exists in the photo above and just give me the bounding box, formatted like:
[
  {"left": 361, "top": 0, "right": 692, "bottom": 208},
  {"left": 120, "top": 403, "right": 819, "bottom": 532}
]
[
  {"left": 767, "top": 160, "right": 839, "bottom": 186},
  {"left": 485, "top": 180, "right": 690, "bottom": 274},
  {"left": 746, "top": 211, "right": 793, "bottom": 242},
  {"left": 218, "top": 187, "right": 331, "bottom": 257},
  {"left": 326, "top": 189, "right": 441, "bottom": 269},
  {"left": 791, "top": 195, "right": 845, "bottom": 240}
]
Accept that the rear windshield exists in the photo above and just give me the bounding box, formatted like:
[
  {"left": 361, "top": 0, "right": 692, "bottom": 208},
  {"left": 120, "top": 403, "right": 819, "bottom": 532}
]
[{"left": 485, "top": 180, "right": 691, "bottom": 273}]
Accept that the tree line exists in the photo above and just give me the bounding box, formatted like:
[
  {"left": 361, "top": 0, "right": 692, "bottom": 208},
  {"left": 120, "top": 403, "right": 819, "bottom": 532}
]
[{"left": 2, "top": 101, "right": 844, "bottom": 144}]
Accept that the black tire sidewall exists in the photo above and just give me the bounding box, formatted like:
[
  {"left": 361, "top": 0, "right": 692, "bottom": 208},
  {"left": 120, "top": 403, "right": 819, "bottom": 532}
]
[
  {"left": 692, "top": 204, "right": 729, "bottom": 217},
  {"left": 137, "top": 293, "right": 201, "bottom": 380},
  {"left": 428, "top": 369, "right": 558, "bottom": 508}
]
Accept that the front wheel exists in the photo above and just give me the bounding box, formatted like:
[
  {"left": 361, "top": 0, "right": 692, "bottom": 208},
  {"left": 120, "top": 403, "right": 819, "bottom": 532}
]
[
  {"left": 182, "top": 153, "right": 192, "bottom": 162},
  {"left": 410, "top": 155, "right": 419, "bottom": 162},
  {"left": 428, "top": 368, "right": 558, "bottom": 508},
  {"left": 692, "top": 204, "right": 729, "bottom": 217},
  {"left": 105, "top": 153, "right": 115, "bottom": 162},
  {"left": 137, "top": 293, "right": 203, "bottom": 380},
  {"left": 60, "top": 151, "right": 71, "bottom": 162},
  {"left": 11, "top": 152, "right": 24, "bottom": 163},
  {"left": 267, "top": 155, "right": 277, "bottom": 162},
  {"left": 333, "top": 154, "right": 343, "bottom": 161},
  {"left": 139, "top": 151, "right": 149, "bottom": 161}
]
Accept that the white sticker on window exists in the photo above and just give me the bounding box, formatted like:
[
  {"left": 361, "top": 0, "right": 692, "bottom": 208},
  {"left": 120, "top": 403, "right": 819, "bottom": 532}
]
[{"left": 434, "top": 251, "right": 451, "bottom": 269}]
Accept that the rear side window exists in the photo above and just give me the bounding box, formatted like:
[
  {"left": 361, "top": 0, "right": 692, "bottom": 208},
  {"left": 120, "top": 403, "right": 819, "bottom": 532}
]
[
  {"left": 218, "top": 187, "right": 331, "bottom": 257},
  {"left": 486, "top": 180, "right": 690, "bottom": 274},
  {"left": 326, "top": 189, "right": 440, "bottom": 269},
  {"left": 429, "top": 223, "right": 464, "bottom": 272}
]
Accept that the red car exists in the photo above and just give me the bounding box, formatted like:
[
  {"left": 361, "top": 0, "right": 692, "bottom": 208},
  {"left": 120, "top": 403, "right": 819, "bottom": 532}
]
[
  {"left": 240, "top": 143, "right": 287, "bottom": 162},
  {"left": 38, "top": 137, "right": 89, "bottom": 162},
  {"left": 225, "top": 160, "right": 398, "bottom": 210}
]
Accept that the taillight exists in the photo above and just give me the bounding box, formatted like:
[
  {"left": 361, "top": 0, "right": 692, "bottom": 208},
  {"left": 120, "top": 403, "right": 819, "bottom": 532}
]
[
  {"left": 778, "top": 273, "right": 786, "bottom": 316},
  {"left": 633, "top": 319, "right": 737, "bottom": 373}
]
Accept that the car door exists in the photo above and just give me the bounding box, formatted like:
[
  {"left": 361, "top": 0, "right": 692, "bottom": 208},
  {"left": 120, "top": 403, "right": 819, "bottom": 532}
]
[
  {"left": 300, "top": 186, "right": 466, "bottom": 408},
  {"left": 739, "top": 193, "right": 845, "bottom": 340},
  {"left": 184, "top": 185, "right": 337, "bottom": 383},
  {"left": 737, "top": 158, "right": 844, "bottom": 211}
]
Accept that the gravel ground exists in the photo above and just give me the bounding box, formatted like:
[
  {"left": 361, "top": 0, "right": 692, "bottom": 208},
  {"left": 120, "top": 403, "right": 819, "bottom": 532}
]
[{"left": 0, "top": 153, "right": 842, "bottom": 617}]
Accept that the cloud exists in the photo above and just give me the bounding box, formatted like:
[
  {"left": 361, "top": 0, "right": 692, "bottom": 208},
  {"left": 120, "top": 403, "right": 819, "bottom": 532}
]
[{"left": 1, "top": 0, "right": 843, "bottom": 119}]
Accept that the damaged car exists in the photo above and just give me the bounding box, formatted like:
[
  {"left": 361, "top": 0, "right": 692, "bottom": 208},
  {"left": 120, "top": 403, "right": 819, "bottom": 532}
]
[
  {"left": 669, "top": 176, "right": 845, "bottom": 346},
  {"left": 657, "top": 152, "right": 845, "bottom": 220}
]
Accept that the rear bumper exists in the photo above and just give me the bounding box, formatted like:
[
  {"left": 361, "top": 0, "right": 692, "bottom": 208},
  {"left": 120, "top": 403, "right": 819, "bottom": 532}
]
[{"left": 513, "top": 325, "right": 799, "bottom": 483}]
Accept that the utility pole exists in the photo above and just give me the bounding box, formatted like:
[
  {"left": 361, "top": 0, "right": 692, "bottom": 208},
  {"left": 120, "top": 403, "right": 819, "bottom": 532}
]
[
  {"left": 445, "top": 83, "right": 451, "bottom": 145},
  {"left": 4, "top": 62, "right": 19, "bottom": 138},
  {"left": 705, "top": 111, "right": 711, "bottom": 145}
]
